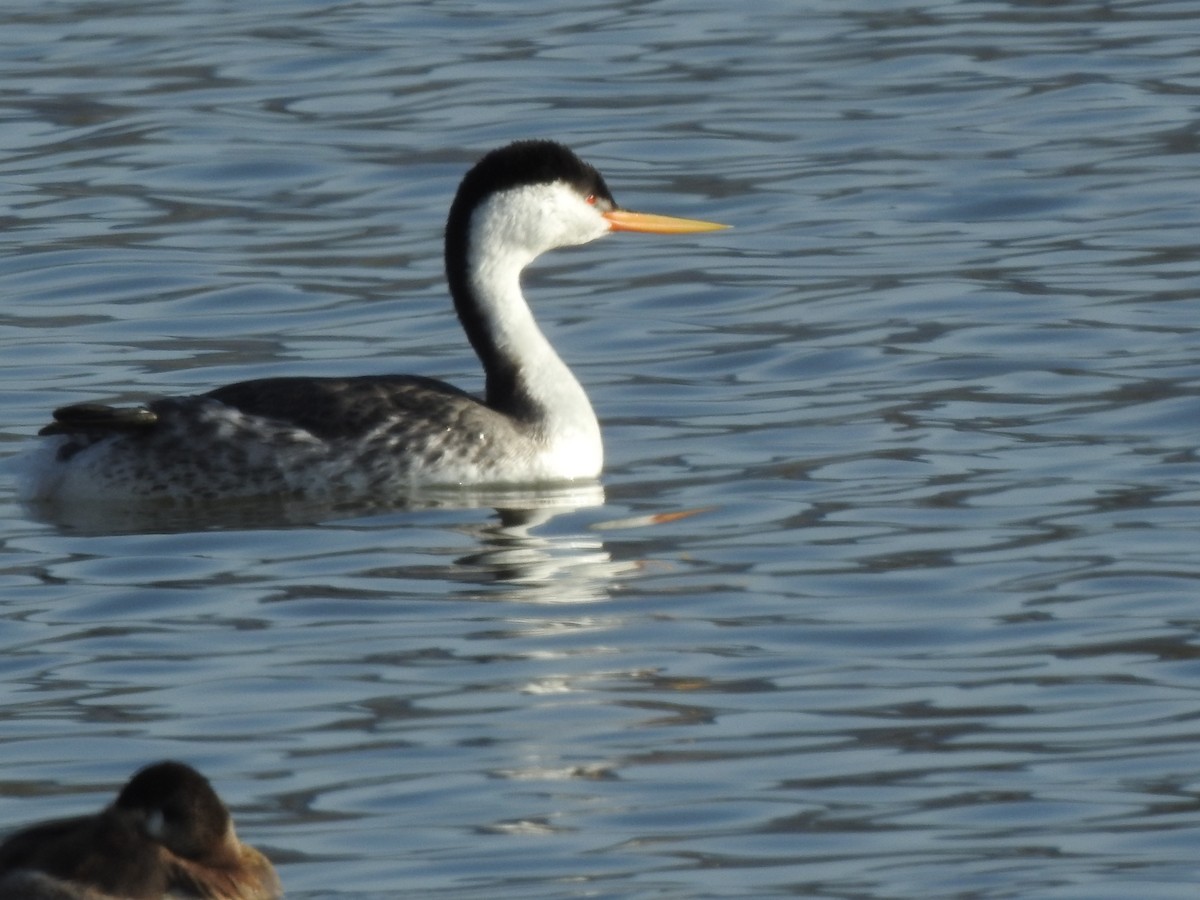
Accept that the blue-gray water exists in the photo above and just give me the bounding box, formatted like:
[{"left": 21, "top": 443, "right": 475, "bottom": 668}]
[{"left": 3, "top": 1, "right": 1200, "bottom": 897}]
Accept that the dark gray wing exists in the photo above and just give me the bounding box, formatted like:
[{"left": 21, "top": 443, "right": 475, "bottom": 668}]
[{"left": 204, "top": 374, "right": 484, "bottom": 440}]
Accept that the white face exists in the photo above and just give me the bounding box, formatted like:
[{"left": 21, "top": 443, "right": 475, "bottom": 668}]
[{"left": 470, "top": 181, "right": 612, "bottom": 264}]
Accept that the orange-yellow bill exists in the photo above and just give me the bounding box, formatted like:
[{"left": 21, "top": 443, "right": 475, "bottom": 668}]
[{"left": 603, "top": 209, "right": 728, "bottom": 234}]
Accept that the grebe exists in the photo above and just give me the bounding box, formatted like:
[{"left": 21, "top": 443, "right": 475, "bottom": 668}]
[
  {"left": 27, "top": 140, "right": 725, "bottom": 503},
  {"left": 0, "top": 761, "right": 281, "bottom": 899}
]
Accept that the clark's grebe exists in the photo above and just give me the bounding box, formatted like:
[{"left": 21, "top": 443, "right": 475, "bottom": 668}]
[{"left": 28, "top": 140, "right": 725, "bottom": 503}]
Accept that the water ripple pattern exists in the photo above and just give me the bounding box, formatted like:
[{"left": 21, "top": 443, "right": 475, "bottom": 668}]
[{"left": 2, "top": 2, "right": 1200, "bottom": 898}]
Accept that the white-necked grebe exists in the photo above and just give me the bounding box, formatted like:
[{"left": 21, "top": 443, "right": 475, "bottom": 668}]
[
  {"left": 0, "top": 761, "right": 280, "bottom": 900},
  {"left": 28, "top": 141, "right": 725, "bottom": 503}
]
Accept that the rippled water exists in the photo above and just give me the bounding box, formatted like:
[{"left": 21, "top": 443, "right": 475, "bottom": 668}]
[{"left": 3, "top": 1, "right": 1200, "bottom": 897}]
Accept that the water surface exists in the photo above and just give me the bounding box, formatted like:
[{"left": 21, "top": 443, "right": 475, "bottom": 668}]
[{"left": 3, "top": 2, "right": 1200, "bottom": 898}]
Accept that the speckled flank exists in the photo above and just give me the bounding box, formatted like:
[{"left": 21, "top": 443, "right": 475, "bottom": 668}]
[{"left": 29, "top": 378, "right": 597, "bottom": 504}]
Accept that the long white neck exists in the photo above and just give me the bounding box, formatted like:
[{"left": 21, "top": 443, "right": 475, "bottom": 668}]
[{"left": 456, "top": 190, "right": 604, "bottom": 474}]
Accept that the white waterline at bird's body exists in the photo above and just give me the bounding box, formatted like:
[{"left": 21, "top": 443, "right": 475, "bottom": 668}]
[{"left": 24, "top": 140, "right": 725, "bottom": 504}]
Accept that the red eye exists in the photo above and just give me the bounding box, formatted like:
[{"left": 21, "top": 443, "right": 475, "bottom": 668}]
[{"left": 585, "top": 194, "right": 597, "bottom": 205}]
